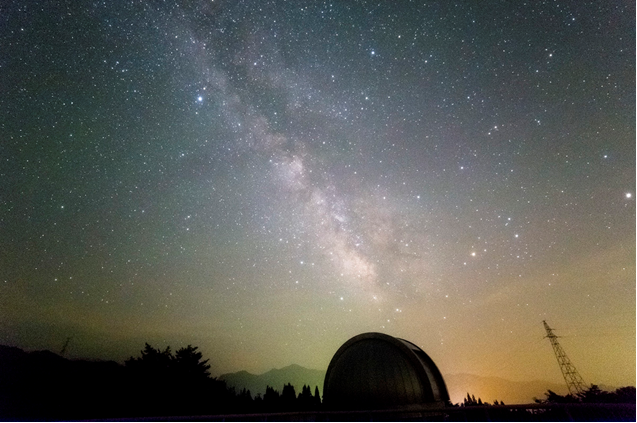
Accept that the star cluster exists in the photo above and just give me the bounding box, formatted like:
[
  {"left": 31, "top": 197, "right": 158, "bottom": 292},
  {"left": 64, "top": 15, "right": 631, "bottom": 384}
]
[{"left": 0, "top": 0, "right": 634, "bottom": 390}]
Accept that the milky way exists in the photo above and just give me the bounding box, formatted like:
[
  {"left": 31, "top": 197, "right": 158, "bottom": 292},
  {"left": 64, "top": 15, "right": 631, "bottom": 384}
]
[{"left": 0, "top": 0, "right": 634, "bottom": 397}]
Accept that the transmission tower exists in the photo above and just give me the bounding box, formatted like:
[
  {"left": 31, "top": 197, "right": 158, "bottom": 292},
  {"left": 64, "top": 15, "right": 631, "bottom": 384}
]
[{"left": 542, "top": 320, "right": 587, "bottom": 395}]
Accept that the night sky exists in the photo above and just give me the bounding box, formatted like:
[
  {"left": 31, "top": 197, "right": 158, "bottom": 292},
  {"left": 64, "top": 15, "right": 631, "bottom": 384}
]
[{"left": 1, "top": 0, "right": 635, "bottom": 395}]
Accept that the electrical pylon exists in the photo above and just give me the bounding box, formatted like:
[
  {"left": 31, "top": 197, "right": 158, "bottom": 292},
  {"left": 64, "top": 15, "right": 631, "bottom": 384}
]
[{"left": 542, "top": 320, "right": 587, "bottom": 395}]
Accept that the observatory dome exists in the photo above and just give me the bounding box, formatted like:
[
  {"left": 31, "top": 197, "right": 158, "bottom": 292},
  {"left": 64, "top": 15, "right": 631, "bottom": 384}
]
[{"left": 323, "top": 332, "right": 449, "bottom": 410}]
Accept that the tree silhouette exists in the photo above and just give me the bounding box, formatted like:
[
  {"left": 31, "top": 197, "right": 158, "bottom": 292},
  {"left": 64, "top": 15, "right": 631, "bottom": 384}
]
[
  {"left": 297, "top": 384, "right": 313, "bottom": 410},
  {"left": 235, "top": 387, "right": 254, "bottom": 412},
  {"left": 314, "top": 386, "right": 322, "bottom": 408},
  {"left": 460, "top": 393, "right": 502, "bottom": 407},
  {"left": 263, "top": 385, "right": 280, "bottom": 411},
  {"left": 462, "top": 393, "right": 481, "bottom": 406},
  {"left": 531, "top": 385, "right": 636, "bottom": 421},
  {"left": 534, "top": 389, "right": 579, "bottom": 404},
  {"left": 125, "top": 343, "right": 172, "bottom": 378},
  {"left": 124, "top": 343, "right": 228, "bottom": 416},
  {"left": 281, "top": 383, "right": 297, "bottom": 410},
  {"left": 124, "top": 344, "right": 174, "bottom": 415},
  {"left": 614, "top": 386, "right": 637, "bottom": 404},
  {"left": 535, "top": 385, "right": 637, "bottom": 404},
  {"left": 253, "top": 392, "right": 263, "bottom": 410}
]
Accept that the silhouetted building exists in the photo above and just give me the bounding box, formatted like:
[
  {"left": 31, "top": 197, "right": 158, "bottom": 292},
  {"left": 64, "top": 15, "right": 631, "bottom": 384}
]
[{"left": 323, "top": 332, "right": 449, "bottom": 411}]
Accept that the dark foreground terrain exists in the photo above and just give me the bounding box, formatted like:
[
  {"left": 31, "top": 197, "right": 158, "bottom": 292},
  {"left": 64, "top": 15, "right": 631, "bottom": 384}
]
[{"left": 0, "top": 345, "right": 634, "bottom": 421}]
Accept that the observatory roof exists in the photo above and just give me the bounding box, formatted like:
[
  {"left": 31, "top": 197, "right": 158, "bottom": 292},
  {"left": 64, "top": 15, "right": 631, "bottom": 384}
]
[{"left": 323, "top": 332, "right": 449, "bottom": 410}]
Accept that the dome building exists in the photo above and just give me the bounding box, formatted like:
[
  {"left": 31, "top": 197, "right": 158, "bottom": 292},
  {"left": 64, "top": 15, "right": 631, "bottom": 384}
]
[{"left": 323, "top": 332, "right": 450, "bottom": 411}]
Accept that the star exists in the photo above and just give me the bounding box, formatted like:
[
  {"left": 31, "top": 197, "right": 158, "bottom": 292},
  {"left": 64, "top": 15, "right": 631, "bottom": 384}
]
[{"left": 1, "top": 0, "right": 633, "bottom": 402}]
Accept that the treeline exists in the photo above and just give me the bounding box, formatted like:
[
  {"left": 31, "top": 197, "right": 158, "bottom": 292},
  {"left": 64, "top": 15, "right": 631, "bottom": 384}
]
[
  {"left": 534, "top": 384, "right": 636, "bottom": 404},
  {"left": 0, "top": 343, "right": 321, "bottom": 420},
  {"left": 456, "top": 385, "right": 635, "bottom": 408},
  {"left": 458, "top": 393, "right": 506, "bottom": 406},
  {"left": 453, "top": 386, "right": 635, "bottom": 422},
  {"left": 125, "top": 343, "right": 322, "bottom": 415}
]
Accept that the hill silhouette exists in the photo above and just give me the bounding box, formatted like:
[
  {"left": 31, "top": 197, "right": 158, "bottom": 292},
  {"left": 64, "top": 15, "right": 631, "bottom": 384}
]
[
  {"left": 220, "top": 364, "right": 325, "bottom": 398},
  {"left": 0, "top": 345, "right": 126, "bottom": 420},
  {"left": 219, "top": 364, "right": 575, "bottom": 405}
]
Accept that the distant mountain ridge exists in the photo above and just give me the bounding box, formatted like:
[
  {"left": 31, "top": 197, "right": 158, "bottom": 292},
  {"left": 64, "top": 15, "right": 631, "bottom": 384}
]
[
  {"left": 0, "top": 345, "right": 596, "bottom": 405},
  {"left": 219, "top": 364, "right": 575, "bottom": 404},
  {"left": 219, "top": 364, "right": 325, "bottom": 398}
]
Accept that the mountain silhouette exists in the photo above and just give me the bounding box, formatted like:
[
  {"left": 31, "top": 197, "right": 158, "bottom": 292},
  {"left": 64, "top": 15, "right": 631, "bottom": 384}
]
[
  {"left": 219, "top": 363, "right": 575, "bottom": 405},
  {"left": 219, "top": 364, "right": 325, "bottom": 398},
  {"left": 0, "top": 345, "right": 609, "bottom": 408}
]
